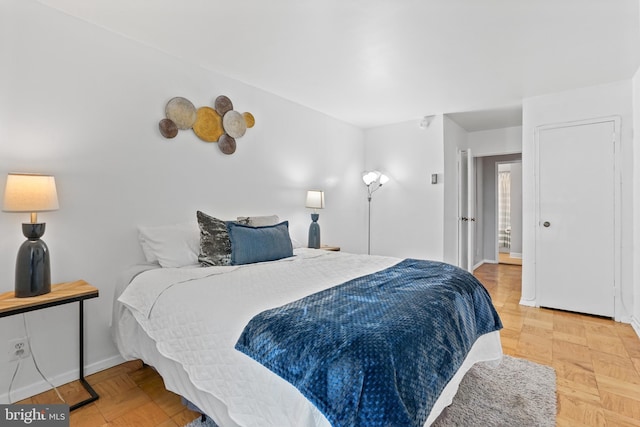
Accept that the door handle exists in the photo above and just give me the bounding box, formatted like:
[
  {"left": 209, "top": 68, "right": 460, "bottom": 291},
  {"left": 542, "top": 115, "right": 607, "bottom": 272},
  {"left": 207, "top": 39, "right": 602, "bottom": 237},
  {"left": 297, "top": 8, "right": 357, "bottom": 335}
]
[
  {"left": 543, "top": 221, "right": 551, "bottom": 227},
  {"left": 461, "top": 217, "right": 468, "bottom": 222}
]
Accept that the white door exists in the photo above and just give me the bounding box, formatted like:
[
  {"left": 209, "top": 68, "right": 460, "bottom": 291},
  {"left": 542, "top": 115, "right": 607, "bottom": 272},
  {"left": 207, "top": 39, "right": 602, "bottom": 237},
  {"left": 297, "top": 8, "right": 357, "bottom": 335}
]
[
  {"left": 458, "top": 150, "right": 475, "bottom": 272},
  {"left": 535, "top": 119, "right": 617, "bottom": 317}
]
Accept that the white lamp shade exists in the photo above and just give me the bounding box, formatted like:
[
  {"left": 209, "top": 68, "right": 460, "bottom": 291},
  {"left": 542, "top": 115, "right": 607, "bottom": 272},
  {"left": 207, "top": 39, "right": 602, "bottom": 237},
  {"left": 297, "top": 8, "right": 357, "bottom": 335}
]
[
  {"left": 3, "top": 173, "right": 59, "bottom": 212},
  {"left": 362, "top": 170, "right": 389, "bottom": 186},
  {"left": 305, "top": 190, "right": 325, "bottom": 209},
  {"left": 362, "top": 171, "right": 379, "bottom": 186}
]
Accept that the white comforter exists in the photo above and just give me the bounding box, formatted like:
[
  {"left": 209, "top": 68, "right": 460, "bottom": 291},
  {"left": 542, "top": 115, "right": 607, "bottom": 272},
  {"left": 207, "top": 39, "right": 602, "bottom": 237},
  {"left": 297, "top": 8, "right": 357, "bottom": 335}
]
[
  {"left": 119, "top": 249, "right": 399, "bottom": 427},
  {"left": 117, "top": 248, "right": 502, "bottom": 426}
]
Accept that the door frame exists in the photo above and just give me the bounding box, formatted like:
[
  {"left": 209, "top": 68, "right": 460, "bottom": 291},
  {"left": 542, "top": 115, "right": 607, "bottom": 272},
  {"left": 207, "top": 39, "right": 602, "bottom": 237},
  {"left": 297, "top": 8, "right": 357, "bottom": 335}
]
[
  {"left": 457, "top": 149, "right": 467, "bottom": 270},
  {"left": 533, "top": 116, "right": 621, "bottom": 319},
  {"left": 457, "top": 149, "right": 475, "bottom": 272}
]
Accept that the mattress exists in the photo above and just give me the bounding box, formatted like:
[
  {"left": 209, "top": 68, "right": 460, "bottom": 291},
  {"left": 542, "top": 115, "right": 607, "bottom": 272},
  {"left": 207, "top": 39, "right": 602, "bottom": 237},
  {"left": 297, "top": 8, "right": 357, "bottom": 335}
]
[{"left": 112, "top": 249, "right": 502, "bottom": 426}]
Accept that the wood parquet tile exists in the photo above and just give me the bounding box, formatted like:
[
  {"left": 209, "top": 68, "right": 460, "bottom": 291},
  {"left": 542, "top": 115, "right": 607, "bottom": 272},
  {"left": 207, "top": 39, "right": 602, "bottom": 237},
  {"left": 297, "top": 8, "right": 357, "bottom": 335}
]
[
  {"left": 16, "top": 360, "right": 201, "bottom": 426},
  {"left": 16, "top": 263, "right": 640, "bottom": 426},
  {"left": 475, "top": 263, "right": 640, "bottom": 427}
]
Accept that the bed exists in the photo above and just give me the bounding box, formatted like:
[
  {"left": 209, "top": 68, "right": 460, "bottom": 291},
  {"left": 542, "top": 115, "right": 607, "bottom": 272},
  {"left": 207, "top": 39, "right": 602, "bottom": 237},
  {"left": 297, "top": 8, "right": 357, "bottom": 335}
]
[{"left": 111, "top": 215, "right": 503, "bottom": 427}]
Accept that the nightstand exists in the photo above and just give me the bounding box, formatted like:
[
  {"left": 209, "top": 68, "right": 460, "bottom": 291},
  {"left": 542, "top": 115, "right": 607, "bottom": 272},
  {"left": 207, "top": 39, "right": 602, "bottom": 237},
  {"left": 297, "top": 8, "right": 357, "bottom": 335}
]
[
  {"left": 320, "top": 245, "right": 341, "bottom": 251},
  {"left": 0, "top": 280, "right": 99, "bottom": 410}
]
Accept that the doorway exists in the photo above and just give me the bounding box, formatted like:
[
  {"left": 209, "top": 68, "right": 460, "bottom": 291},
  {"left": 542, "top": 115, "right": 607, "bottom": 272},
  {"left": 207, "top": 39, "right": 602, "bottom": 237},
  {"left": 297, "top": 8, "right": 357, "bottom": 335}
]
[
  {"left": 497, "top": 161, "right": 522, "bottom": 265},
  {"left": 470, "top": 154, "right": 522, "bottom": 267}
]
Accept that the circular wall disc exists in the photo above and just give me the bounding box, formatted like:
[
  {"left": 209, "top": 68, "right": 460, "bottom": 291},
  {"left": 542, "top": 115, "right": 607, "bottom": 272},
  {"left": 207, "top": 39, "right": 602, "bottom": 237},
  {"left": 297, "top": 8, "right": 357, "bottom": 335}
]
[
  {"left": 218, "top": 134, "right": 237, "bottom": 155},
  {"left": 243, "top": 112, "right": 255, "bottom": 128},
  {"left": 214, "top": 95, "right": 234, "bottom": 116},
  {"left": 159, "top": 118, "right": 178, "bottom": 138},
  {"left": 165, "top": 97, "right": 197, "bottom": 130},
  {"left": 222, "top": 110, "right": 247, "bottom": 138},
  {"left": 193, "top": 107, "right": 223, "bottom": 142}
]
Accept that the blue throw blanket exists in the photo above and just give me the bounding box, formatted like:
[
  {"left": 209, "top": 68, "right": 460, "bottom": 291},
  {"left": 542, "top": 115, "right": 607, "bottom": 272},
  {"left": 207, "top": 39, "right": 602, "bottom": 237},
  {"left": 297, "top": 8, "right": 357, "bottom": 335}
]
[{"left": 235, "top": 259, "right": 502, "bottom": 427}]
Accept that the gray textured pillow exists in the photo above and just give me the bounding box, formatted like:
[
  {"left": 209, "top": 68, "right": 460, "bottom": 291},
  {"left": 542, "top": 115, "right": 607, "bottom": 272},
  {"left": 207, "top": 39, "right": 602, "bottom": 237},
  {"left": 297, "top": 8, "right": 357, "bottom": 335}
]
[{"left": 197, "top": 210, "right": 231, "bottom": 266}]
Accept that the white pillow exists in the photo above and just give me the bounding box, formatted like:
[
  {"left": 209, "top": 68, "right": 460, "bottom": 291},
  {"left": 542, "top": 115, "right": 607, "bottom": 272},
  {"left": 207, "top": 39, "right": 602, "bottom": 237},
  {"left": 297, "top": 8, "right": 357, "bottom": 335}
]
[
  {"left": 236, "top": 215, "right": 280, "bottom": 227},
  {"left": 138, "top": 222, "right": 200, "bottom": 267},
  {"left": 290, "top": 237, "right": 304, "bottom": 249}
]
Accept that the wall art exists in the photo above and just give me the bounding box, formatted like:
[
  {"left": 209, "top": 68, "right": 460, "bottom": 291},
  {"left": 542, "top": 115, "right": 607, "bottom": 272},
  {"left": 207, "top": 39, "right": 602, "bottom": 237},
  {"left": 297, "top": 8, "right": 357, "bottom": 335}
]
[{"left": 158, "top": 95, "right": 255, "bottom": 155}]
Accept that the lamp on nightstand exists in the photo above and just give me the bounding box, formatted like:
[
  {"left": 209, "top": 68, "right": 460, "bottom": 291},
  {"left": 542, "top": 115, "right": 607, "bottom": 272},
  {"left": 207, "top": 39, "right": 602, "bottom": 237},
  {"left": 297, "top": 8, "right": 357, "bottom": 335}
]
[
  {"left": 305, "top": 190, "right": 324, "bottom": 249},
  {"left": 3, "top": 173, "right": 59, "bottom": 297}
]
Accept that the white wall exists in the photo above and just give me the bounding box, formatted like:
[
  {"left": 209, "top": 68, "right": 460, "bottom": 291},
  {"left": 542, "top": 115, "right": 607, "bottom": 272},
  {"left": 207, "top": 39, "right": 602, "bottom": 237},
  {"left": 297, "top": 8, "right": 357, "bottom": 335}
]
[
  {"left": 467, "top": 126, "right": 523, "bottom": 157},
  {"left": 363, "top": 117, "right": 445, "bottom": 260},
  {"left": 521, "top": 80, "right": 635, "bottom": 323},
  {"left": 0, "top": 0, "right": 365, "bottom": 401},
  {"left": 633, "top": 65, "right": 640, "bottom": 335}
]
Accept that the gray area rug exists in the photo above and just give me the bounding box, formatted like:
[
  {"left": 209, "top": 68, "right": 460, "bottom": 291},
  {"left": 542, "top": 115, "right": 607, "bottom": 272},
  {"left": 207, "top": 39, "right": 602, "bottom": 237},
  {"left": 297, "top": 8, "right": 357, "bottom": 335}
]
[
  {"left": 184, "top": 355, "right": 556, "bottom": 427},
  {"left": 432, "top": 355, "right": 556, "bottom": 426}
]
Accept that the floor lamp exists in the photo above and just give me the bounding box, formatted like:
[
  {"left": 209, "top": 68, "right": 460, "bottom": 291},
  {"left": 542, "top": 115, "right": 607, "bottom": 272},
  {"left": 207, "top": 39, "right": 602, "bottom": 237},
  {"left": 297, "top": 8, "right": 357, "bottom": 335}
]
[{"left": 362, "top": 171, "right": 389, "bottom": 255}]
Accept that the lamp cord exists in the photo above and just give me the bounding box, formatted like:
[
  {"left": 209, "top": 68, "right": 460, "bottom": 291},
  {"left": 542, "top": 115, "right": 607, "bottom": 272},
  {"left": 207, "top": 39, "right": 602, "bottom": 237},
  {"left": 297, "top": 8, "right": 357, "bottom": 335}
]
[
  {"left": 8, "top": 358, "right": 21, "bottom": 404},
  {"left": 21, "top": 314, "right": 66, "bottom": 404}
]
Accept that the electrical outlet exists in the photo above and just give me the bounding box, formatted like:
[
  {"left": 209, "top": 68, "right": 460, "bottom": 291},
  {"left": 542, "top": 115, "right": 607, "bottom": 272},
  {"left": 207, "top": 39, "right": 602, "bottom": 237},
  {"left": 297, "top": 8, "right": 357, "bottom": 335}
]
[{"left": 8, "top": 337, "right": 30, "bottom": 362}]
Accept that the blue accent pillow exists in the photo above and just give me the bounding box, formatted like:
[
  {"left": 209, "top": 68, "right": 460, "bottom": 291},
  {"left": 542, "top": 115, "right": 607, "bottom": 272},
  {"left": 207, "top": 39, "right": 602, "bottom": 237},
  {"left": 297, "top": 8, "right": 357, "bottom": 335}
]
[{"left": 227, "top": 221, "right": 294, "bottom": 265}]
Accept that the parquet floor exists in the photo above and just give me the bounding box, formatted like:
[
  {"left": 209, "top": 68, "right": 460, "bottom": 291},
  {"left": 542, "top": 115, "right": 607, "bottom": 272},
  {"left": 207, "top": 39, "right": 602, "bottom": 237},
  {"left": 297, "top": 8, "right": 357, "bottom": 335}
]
[
  {"left": 17, "top": 263, "right": 640, "bottom": 426},
  {"left": 498, "top": 252, "right": 523, "bottom": 265},
  {"left": 475, "top": 263, "right": 640, "bottom": 427},
  {"left": 16, "top": 359, "right": 201, "bottom": 426}
]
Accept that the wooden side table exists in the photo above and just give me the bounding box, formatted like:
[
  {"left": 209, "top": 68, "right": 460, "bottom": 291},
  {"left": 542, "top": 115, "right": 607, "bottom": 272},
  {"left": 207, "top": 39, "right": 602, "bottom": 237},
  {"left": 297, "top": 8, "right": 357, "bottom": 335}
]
[
  {"left": 320, "top": 245, "right": 341, "bottom": 251},
  {"left": 0, "top": 280, "right": 99, "bottom": 410}
]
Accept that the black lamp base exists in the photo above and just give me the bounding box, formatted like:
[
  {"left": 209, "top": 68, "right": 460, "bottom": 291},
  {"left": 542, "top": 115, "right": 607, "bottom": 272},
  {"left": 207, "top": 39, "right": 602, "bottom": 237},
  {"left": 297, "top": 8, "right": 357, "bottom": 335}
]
[
  {"left": 15, "top": 223, "right": 51, "bottom": 298},
  {"left": 308, "top": 213, "right": 321, "bottom": 249}
]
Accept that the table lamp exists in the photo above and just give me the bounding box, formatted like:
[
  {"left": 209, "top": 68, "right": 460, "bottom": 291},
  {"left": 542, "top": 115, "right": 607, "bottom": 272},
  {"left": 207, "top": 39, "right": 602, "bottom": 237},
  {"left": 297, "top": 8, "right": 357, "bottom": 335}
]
[
  {"left": 305, "top": 190, "right": 324, "bottom": 249},
  {"left": 3, "top": 173, "right": 59, "bottom": 297}
]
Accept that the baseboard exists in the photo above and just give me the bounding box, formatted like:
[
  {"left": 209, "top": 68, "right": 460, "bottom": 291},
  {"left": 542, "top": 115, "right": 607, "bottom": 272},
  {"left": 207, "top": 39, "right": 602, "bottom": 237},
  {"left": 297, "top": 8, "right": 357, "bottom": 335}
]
[
  {"left": 632, "top": 316, "right": 640, "bottom": 339},
  {"left": 0, "top": 353, "right": 125, "bottom": 404},
  {"left": 519, "top": 297, "right": 536, "bottom": 307},
  {"left": 472, "top": 260, "right": 484, "bottom": 270},
  {"left": 473, "top": 259, "right": 499, "bottom": 269}
]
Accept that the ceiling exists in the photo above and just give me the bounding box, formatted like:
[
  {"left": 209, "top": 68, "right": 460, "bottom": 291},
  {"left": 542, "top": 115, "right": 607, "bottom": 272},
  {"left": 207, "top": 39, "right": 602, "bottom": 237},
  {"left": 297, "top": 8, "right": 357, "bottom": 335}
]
[{"left": 38, "top": 0, "right": 640, "bottom": 130}]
